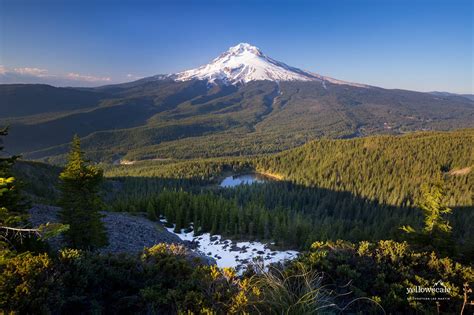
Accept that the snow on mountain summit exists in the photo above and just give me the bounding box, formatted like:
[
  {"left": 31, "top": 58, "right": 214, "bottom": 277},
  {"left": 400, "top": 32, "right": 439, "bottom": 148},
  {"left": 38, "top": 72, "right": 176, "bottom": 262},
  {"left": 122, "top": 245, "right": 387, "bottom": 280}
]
[
  {"left": 174, "top": 43, "right": 319, "bottom": 84},
  {"left": 173, "top": 43, "right": 367, "bottom": 87}
]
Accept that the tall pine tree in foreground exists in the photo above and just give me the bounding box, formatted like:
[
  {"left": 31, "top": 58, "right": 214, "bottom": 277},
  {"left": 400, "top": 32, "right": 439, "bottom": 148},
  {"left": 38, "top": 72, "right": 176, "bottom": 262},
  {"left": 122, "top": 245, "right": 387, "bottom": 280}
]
[{"left": 59, "top": 135, "right": 107, "bottom": 249}]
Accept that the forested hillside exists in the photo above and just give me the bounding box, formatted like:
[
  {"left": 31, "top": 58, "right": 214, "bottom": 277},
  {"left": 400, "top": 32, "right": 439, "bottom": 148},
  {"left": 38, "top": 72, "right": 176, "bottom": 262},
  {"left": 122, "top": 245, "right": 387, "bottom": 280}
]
[
  {"left": 2, "top": 1, "right": 473, "bottom": 312},
  {"left": 256, "top": 129, "right": 473, "bottom": 207},
  {"left": 2, "top": 78, "right": 473, "bottom": 163},
  {"left": 4, "top": 129, "right": 474, "bottom": 313},
  {"left": 107, "top": 129, "right": 473, "bottom": 210},
  {"left": 102, "top": 130, "right": 474, "bottom": 257},
  {"left": 18, "top": 130, "right": 472, "bottom": 250},
  {"left": 0, "top": 84, "right": 106, "bottom": 118}
]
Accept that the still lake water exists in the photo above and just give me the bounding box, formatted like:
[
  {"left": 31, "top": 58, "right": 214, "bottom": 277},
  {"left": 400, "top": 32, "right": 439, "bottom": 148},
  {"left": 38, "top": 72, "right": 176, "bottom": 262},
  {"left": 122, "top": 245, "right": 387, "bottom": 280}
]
[{"left": 219, "top": 173, "right": 268, "bottom": 188}]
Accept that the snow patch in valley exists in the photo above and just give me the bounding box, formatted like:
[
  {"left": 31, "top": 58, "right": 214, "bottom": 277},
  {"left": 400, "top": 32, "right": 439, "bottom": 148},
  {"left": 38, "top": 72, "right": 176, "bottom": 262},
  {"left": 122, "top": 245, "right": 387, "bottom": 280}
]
[{"left": 160, "top": 218, "right": 298, "bottom": 272}]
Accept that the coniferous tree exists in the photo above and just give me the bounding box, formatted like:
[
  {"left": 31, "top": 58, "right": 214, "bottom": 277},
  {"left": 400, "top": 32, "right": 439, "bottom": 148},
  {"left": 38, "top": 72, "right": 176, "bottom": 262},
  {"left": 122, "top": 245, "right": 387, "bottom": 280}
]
[
  {"left": 0, "top": 128, "right": 25, "bottom": 251},
  {"left": 1, "top": 128, "right": 66, "bottom": 251},
  {"left": 59, "top": 135, "right": 107, "bottom": 250},
  {"left": 401, "top": 182, "right": 455, "bottom": 256},
  {"left": 147, "top": 200, "right": 157, "bottom": 221},
  {"left": 0, "top": 128, "right": 24, "bottom": 226},
  {"left": 419, "top": 183, "right": 452, "bottom": 235}
]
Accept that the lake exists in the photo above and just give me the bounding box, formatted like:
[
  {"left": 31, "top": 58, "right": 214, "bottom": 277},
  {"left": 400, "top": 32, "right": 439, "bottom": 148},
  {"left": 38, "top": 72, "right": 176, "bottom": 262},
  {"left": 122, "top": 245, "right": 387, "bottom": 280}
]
[{"left": 219, "top": 173, "right": 268, "bottom": 188}]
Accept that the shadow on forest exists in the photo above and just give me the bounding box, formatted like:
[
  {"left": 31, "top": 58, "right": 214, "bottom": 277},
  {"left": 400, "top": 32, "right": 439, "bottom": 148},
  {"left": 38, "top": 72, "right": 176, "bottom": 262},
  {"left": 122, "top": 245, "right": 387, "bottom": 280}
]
[
  {"left": 12, "top": 159, "right": 473, "bottom": 256},
  {"left": 104, "top": 174, "right": 474, "bottom": 250}
]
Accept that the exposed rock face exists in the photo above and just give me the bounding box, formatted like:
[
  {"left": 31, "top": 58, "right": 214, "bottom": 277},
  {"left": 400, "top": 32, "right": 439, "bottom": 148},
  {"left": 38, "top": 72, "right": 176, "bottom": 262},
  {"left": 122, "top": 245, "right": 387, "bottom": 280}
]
[
  {"left": 99, "top": 211, "right": 183, "bottom": 254},
  {"left": 29, "top": 205, "right": 64, "bottom": 250},
  {"left": 28, "top": 204, "right": 215, "bottom": 265}
]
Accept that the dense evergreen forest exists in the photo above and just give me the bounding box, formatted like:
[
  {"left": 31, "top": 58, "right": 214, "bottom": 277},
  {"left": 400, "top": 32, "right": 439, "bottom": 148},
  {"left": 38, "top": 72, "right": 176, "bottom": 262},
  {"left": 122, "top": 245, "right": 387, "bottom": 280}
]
[
  {"left": 105, "top": 130, "right": 473, "bottom": 256},
  {"left": 1, "top": 2, "right": 473, "bottom": 311},
  {"left": 12, "top": 130, "right": 473, "bottom": 254},
  {"left": 107, "top": 130, "right": 473, "bottom": 210},
  {"left": 3, "top": 129, "right": 473, "bottom": 313},
  {"left": 6, "top": 78, "right": 473, "bottom": 163},
  {"left": 255, "top": 129, "right": 473, "bottom": 208}
]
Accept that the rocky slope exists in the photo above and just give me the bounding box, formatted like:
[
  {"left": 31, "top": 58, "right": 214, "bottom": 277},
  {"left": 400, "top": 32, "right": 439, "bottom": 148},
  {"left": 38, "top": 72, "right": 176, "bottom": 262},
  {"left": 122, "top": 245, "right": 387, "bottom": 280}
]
[{"left": 28, "top": 205, "right": 215, "bottom": 265}]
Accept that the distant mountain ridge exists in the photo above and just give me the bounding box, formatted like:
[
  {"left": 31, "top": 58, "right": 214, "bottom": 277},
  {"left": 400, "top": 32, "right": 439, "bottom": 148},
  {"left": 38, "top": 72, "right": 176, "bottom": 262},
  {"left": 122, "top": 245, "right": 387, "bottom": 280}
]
[
  {"left": 0, "top": 43, "right": 473, "bottom": 162},
  {"left": 0, "top": 84, "right": 106, "bottom": 118},
  {"left": 429, "top": 91, "right": 474, "bottom": 101}
]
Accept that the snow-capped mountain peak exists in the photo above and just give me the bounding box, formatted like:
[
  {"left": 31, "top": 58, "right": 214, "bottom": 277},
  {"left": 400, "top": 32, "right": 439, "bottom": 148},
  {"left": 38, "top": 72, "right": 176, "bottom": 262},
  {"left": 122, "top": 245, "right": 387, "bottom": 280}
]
[
  {"left": 225, "top": 42, "right": 263, "bottom": 56},
  {"left": 174, "top": 43, "right": 318, "bottom": 84},
  {"left": 173, "top": 43, "right": 367, "bottom": 87}
]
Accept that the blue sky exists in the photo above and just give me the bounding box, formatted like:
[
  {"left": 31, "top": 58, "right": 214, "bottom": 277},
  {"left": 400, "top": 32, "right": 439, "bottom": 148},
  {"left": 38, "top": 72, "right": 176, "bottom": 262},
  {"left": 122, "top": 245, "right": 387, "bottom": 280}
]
[{"left": 0, "top": 0, "right": 472, "bottom": 93}]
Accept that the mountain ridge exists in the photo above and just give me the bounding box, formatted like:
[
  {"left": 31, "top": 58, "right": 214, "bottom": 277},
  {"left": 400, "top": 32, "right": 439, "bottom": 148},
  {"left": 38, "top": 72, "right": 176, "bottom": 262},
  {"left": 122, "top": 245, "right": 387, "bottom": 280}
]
[
  {"left": 170, "top": 43, "right": 368, "bottom": 87},
  {"left": 0, "top": 43, "right": 472, "bottom": 163}
]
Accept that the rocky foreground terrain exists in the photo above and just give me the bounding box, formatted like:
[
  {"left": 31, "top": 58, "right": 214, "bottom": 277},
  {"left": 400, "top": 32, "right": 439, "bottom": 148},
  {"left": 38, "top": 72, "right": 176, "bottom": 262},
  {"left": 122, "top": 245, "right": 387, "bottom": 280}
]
[{"left": 29, "top": 205, "right": 215, "bottom": 265}]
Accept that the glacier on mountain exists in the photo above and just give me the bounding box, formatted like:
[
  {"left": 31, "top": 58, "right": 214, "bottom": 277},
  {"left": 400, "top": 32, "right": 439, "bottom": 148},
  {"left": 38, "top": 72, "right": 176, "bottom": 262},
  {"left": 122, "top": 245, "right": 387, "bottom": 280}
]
[{"left": 173, "top": 43, "right": 367, "bottom": 87}]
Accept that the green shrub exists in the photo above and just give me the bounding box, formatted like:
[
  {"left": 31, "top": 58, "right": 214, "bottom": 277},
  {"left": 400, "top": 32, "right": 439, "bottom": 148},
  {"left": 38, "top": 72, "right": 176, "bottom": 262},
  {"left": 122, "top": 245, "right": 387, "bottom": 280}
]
[{"left": 296, "top": 240, "right": 473, "bottom": 313}]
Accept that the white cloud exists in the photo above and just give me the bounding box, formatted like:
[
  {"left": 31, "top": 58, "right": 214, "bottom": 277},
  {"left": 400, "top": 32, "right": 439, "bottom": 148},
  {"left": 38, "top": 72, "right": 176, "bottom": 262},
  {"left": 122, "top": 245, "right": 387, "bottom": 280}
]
[
  {"left": 66, "top": 72, "right": 111, "bottom": 82},
  {"left": 0, "top": 65, "right": 147, "bottom": 87},
  {"left": 0, "top": 65, "right": 113, "bottom": 87},
  {"left": 13, "top": 67, "right": 49, "bottom": 77},
  {"left": 126, "top": 73, "right": 143, "bottom": 80}
]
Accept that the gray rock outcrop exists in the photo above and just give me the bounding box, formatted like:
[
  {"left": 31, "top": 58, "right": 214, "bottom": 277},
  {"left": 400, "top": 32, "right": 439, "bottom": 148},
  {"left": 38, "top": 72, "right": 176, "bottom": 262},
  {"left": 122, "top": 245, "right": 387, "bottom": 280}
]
[{"left": 28, "top": 204, "right": 215, "bottom": 265}]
